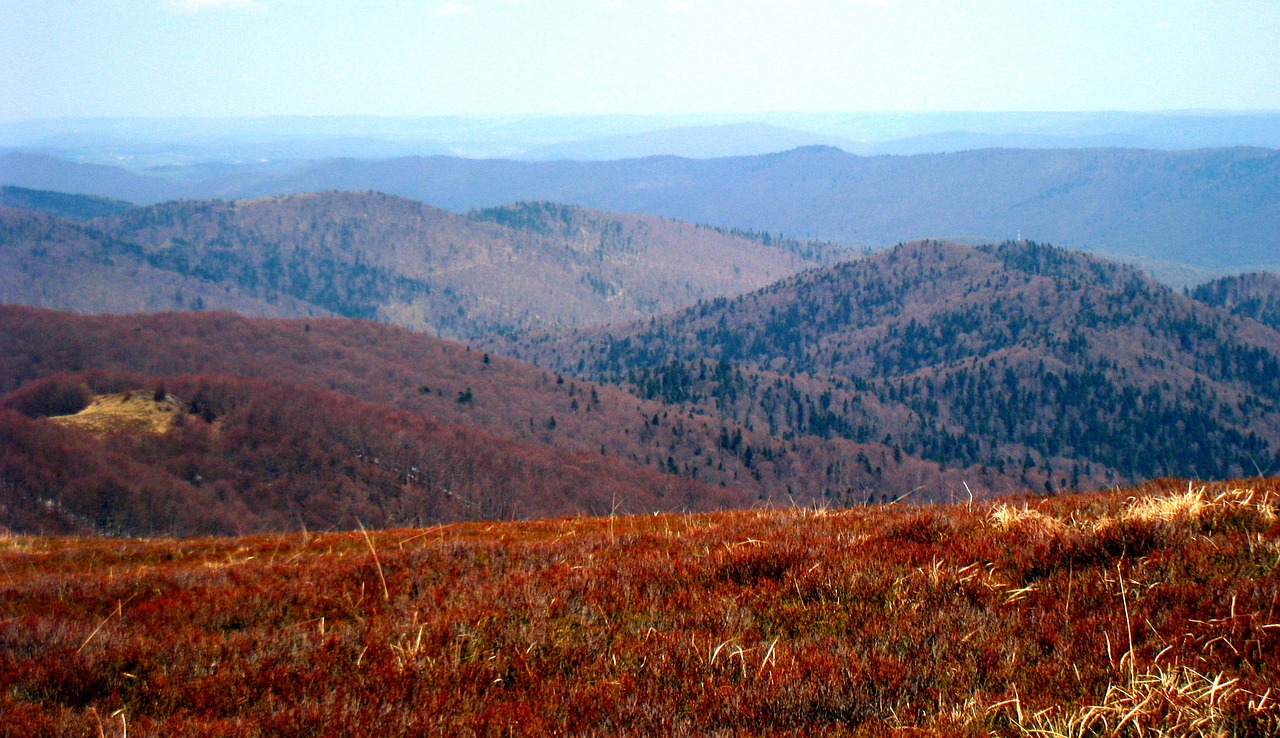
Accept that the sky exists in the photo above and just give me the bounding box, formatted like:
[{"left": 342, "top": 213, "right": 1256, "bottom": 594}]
[{"left": 2, "top": 0, "right": 1279, "bottom": 122}]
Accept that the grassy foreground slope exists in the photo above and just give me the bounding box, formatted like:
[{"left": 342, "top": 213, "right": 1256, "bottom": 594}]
[{"left": 3, "top": 478, "right": 1277, "bottom": 736}]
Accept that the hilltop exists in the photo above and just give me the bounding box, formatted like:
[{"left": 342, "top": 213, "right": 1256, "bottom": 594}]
[
  {"left": 6, "top": 234, "right": 1280, "bottom": 531},
  {"left": 6, "top": 146, "right": 1278, "bottom": 280},
  {"left": 1, "top": 191, "right": 844, "bottom": 338},
  {"left": 2, "top": 478, "right": 1277, "bottom": 735},
  {"left": 0, "top": 207, "right": 325, "bottom": 318},
  {"left": 7, "top": 235, "right": 1280, "bottom": 531},
  {"left": 508, "top": 239, "right": 1280, "bottom": 490},
  {"left": 0, "top": 185, "right": 133, "bottom": 221}
]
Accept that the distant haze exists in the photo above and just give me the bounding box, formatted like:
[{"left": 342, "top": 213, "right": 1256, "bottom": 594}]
[{"left": 5, "top": 112, "right": 1280, "bottom": 169}]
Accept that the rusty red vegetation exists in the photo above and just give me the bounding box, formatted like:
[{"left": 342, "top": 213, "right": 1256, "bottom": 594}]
[{"left": 2, "top": 477, "right": 1278, "bottom": 736}]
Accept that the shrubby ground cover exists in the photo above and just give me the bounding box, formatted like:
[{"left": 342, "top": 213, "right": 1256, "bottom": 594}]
[{"left": 2, "top": 478, "right": 1277, "bottom": 736}]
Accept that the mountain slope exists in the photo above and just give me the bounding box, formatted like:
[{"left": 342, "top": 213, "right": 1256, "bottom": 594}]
[
  {"left": 213, "top": 147, "right": 1280, "bottom": 276},
  {"left": 0, "top": 207, "right": 328, "bottom": 317},
  {"left": 6, "top": 147, "right": 1277, "bottom": 277},
  {"left": 0, "top": 152, "right": 177, "bottom": 204},
  {"left": 1, "top": 371, "right": 746, "bottom": 536},
  {"left": 2, "top": 306, "right": 997, "bottom": 515},
  {"left": 0, "top": 185, "right": 133, "bottom": 220},
  {"left": 1190, "top": 272, "right": 1280, "bottom": 332},
  {"left": 1, "top": 191, "right": 843, "bottom": 338},
  {"left": 97, "top": 192, "right": 843, "bottom": 336},
  {"left": 510, "top": 240, "right": 1280, "bottom": 488}
]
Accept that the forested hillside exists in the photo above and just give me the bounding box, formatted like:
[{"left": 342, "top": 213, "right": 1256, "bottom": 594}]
[
  {"left": 509, "top": 240, "right": 1280, "bottom": 490},
  {"left": 0, "top": 186, "right": 133, "bottom": 220},
  {"left": 6, "top": 188, "right": 1280, "bottom": 531},
  {"left": 1, "top": 191, "right": 843, "bottom": 338},
  {"left": 213, "top": 146, "right": 1280, "bottom": 276},
  {"left": 1, "top": 370, "right": 744, "bottom": 537},
  {"left": 0, "top": 207, "right": 326, "bottom": 317},
  {"left": 1191, "top": 272, "right": 1280, "bottom": 332},
  {"left": 6, "top": 147, "right": 1278, "bottom": 278},
  {"left": 2, "top": 307, "right": 1004, "bottom": 536}
]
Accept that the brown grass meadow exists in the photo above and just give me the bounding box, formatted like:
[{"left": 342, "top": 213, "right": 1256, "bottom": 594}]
[{"left": 2, "top": 478, "right": 1279, "bottom": 736}]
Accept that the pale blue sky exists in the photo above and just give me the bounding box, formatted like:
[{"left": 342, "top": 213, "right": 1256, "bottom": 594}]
[{"left": 3, "top": 0, "right": 1278, "bottom": 122}]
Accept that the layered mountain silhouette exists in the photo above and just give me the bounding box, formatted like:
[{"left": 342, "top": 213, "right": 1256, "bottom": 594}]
[{"left": 4, "top": 146, "right": 1277, "bottom": 279}]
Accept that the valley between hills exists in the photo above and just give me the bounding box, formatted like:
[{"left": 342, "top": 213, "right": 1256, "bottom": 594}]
[{"left": 3, "top": 187, "right": 1280, "bottom": 537}]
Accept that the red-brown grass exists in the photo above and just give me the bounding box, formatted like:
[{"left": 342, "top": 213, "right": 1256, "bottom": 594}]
[{"left": 1, "top": 478, "right": 1278, "bottom": 736}]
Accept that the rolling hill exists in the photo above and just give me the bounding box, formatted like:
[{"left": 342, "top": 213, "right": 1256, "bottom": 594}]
[
  {"left": 1190, "top": 272, "right": 1280, "bottom": 333},
  {"left": 0, "top": 152, "right": 177, "bottom": 204},
  {"left": 1, "top": 370, "right": 745, "bottom": 537},
  {"left": 0, "top": 192, "right": 845, "bottom": 339},
  {"left": 6, "top": 146, "right": 1277, "bottom": 280},
  {"left": 507, "top": 239, "right": 1280, "bottom": 490},
  {"left": 522, "top": 122, "right": 862, "bottom": 160},
  {"left": 2, "top": 306, "right": 1001, "bottom": 534},
  {"left": 0, "top": 206, "right": 328, "bottom": 318},
  {"left": 0, "top": 185, "right": 133, "bottom": 220},
  {"left": 211, "top": 147, "right": 1280, "bottom": 278},
  {"left": 7, "top": 237, "right": 1280, "bottom": 532}
]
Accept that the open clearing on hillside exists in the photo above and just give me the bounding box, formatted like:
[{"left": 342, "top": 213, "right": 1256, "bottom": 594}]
[
  {"left": 47, "top": 391, "right": 182, "bottom": 438},
  {"left": 2, "top": 478, "right": 1278, "bottom": 736}
]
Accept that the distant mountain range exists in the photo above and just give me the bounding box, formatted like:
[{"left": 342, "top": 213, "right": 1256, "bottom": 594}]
[
  {"left": 4, "top": 108, "right": 1280, "bottom": 541},
  {"left": 522, "top": 123, "right": 865, "bottom": 160},
  {"left": 3, "top": 146, "right": 1276, "bottom": 283},
  {"left": 0, "top": 190, "right": 845, "bottom": 338},
  {"left": 5, "top": 111, "right": 1280, "bottom": 163}
]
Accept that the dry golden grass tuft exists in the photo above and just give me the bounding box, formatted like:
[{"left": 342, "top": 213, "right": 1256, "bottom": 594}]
[
  {"left": 992, "top": 483, "right": 1280, "bottom": 539},
  {"left": 1009, "top": 665, "right": 1278, "bottom": 738},
  {"left": 46, "top": 391, "right": 182, "bottom": 438},
  {"left": 1124, "top": 483, "right": 1278, "bottom": 530},
  {"left": 989, "top": 502, "right": 1068, "bottom": 534}
]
